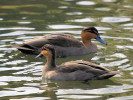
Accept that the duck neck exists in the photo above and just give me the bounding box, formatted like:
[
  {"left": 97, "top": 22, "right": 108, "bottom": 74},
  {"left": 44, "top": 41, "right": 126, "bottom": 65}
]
[
  {"left": 81, "top": 37, "right": 93, "bottom": 47},
  {"left": 46, "top": 53, "right": 56, "bottom": 68},
  {"left": 81, "top": 32, "right": 92, "bottom": 46}
]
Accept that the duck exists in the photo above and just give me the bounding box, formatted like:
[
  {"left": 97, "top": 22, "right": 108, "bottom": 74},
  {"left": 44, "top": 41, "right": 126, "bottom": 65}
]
[
  {"left": 14, "top": 26, "right": 107, "bottom": 57},
  {"left": 36, "top": 44, "right": 119, "bottom": 81}
]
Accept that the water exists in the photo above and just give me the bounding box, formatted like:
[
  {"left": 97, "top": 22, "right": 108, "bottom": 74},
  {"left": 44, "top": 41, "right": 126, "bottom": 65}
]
[{"left": 0, "top": 0, "right": 133, "bottom": 99}]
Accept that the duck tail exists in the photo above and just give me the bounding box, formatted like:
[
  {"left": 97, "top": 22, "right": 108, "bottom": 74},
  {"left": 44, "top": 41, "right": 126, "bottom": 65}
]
[
  {"left": 98, "top": 71, "right": 120, "bottom": 80},
  {"left": 12, "top": 44, "right": 38, "bottom": 54}
]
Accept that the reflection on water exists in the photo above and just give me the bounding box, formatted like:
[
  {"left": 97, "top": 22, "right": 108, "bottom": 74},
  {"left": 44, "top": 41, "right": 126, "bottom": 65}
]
[
  {"left": 48, "top": 25, "right": 83, "bottom": 29},
  {"left": 101, "top": 17, "right": 131, "bottom": 23},
  {"left": 69, "top": 17, "right": 95, "bottom": 22},
  {"left": 0, "top": 0, "right": 133, "bottom": 99},
  {"left": 76, "top": 1, "right": 96, "bottom": 6}
]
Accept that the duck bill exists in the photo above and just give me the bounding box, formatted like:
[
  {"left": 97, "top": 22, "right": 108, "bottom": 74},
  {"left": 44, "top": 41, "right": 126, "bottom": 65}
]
[
  {"left": 35, "top": 53, "right": 43, "bottom": 58},
  {"left": 96, "top": 35, "right": 107, "bottom": 45}
]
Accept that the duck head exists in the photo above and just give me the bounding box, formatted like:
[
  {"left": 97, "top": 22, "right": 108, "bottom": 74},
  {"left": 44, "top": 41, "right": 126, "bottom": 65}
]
[
  {"left": 36, "top": 44, "right": 56, "bottom": 67},
  {"left": 81, "top": 27, "right": 107, "bottom": 45},
  {"left": 36, "top": 44, "right": 55, "bottom": 58}
]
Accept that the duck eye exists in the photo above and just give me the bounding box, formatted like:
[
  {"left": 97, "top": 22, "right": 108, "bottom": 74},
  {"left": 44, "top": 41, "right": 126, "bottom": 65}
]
[
  {"left": 90, "top": 30, "right": 98, "bottom": 35},
  {"left": 42, "top": 47, "right": 46, "bottom": 50}
]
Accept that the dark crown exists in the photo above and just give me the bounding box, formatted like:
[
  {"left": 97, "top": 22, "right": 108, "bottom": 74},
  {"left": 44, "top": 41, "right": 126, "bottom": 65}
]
[{"left": 83, "top": 27, "right": 98, "bottom": 35}]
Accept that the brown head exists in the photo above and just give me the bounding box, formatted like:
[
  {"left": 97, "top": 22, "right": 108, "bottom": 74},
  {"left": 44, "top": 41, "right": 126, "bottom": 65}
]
[
  {"left": 36, "top": 44, "right": 56, "bottom": 67},
  {"left": 36, "top": 44, "right": 55, "bottom": 59},
  {"left": 81, "top": 27, "right": 107, "bottom": 45}
]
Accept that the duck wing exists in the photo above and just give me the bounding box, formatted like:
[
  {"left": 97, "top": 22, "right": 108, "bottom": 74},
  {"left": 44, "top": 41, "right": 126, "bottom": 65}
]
[
  {"left": 13, "top": 33, "right": 83, "bottom": 54},
  {"left": 58, "top": 61, "right": 108, "bottom": 73},
  {"left": 46, "top": 33, "right": 83, "bottom": 47},
  {"left": 57, "top": 61, "right": 119, "bottom": 80},
  {"left": 19, "top": 33, "right": 83, "bottom": 47}
]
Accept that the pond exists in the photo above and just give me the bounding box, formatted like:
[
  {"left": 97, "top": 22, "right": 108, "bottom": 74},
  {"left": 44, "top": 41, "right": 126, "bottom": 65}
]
[{"left": 0, "top": 0, "right": 133, "bottom": 99}]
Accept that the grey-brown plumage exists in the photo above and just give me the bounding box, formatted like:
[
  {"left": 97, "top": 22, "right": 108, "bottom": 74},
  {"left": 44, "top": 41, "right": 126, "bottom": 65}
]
[
  {"left": 13, "top": 27, "right": 107, "bottom": 57},
  {"left": 36, "top": 44, "right": 119, "bottom": 81},
  {"left": 14, "top": 33, "right": 83, "bottom": 54}
]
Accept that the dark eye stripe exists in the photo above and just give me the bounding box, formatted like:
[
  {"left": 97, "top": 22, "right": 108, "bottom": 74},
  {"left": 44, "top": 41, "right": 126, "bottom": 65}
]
[
  {"left": 92, "top": 30, "right": 97, "bottom": 34},
  {"left": 86, "top": 30, "right": 97, "bottom": 34},
  {"left": 42, "top": 47, "right": 46, "bottom": 50}
]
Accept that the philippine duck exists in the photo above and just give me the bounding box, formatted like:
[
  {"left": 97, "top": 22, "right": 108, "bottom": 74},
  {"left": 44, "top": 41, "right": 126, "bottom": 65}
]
[
  {"left": 14, "top": 27, "right": 107, "bottom": 57},
  {"left": 36, "top": 44, "right": 119, "bottom": 81}
]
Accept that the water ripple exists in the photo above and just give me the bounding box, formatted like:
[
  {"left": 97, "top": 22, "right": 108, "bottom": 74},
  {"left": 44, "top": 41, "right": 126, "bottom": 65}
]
[
  {"left": 48, "top": 25, "right": 83, "bottom": 29},
  {"left": 95, "top": 7, "right": 110, "bottom": 11},
  {"left": 0, "top": 0, "right": 133, "bottom": 99},
  {"left": 101, "top": 59, "right": 129, "bottom": 67},
  {"left": 0, "top": 54, "right": 5, "bottom": 57},
  {"left": 0, "top": 76, "right": 41, "bottom": 82},
  {"left": 69, "top": 18, "right": 95, "bottom": 22},
  {"left": 17, "top": 21, "right": 31, "bottom": 24},
  {"left": 76, "top": 1, "right": 96, "bottom": 5},
  {"left": 0, "top": 18, "right": 3, "bottom": 21},
  {"left": 0, "top": 60, "right": 27, "bottom": 66},
  {"left": 66, "top": 12, "right": 82, "bottom": 15},
  {"left": 0, "top": 30, "right": 81, "bottom": 37},
  {"left": 122, "top": 23, "right": 133, "bottom": 26},
  {"left": 10, "top": 97, "right": 50, "bottom": 100},
  {"left": 0, "top": 87, "right": 44, "bottom": 97},
  {"left": 57, "top": 84, "right": 133, "bottom": 95},
  {"left": 102, "top": 0, "right": 116, "bottom": 2},
  {"left": 103, "top": 36, "right": 133, "bottom": 42},
  {"left": 58, "top": 95, "right": 101, "bottom": 99},
  {"left": 0, "top": 27, "right": 35, "bottom": 31},
  {"left": 0, "top": 82, "right": 8, "bottom": 86},
  {"left": 101, "top": 17, "right": 131, "bottom": 23},
  {"left": 58, "top": 6, "right": 68, "bottom": 9},
  {"left": 110, "top": 53, "right": 126, "bottom": 58},
  {"left": 116, "top": 45, "right": 133, "bottom": 49},
  {"left": 109, "top": 95, "right": 133, "bottom": 100}
]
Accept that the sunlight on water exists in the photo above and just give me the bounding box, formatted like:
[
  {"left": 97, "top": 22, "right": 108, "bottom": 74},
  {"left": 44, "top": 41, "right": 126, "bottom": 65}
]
[
  {"left": 58, "top": 6, "right": 68, "bottom": 9},
  {"left": 110, "top": 53, "right": 126, "bottom": 58},
  {"left": 0, "top": 76, "right": 40, "bottom": 82},
  {"left": 0, "top": 87, "right": 44, "bottom": 97},
  {"left": 76, "top": 1, "right": 96, "bottom": 5},
  {"left": 0, "top": 82, "right": 8, "bottom": 86},
  {"left": 109, "top": 95, "right": 133, "bottom": 100},
  {"left": 48, "top": 25, "right": 83, "bottom": 29},
  {"left": 69, "top": 18, "right": 95, "bottom": 22},
  {"left": 0, "top": 0, "right": 133, "bottom": 99},
  {"left": 57, "top": 84, "right": 133, "bottom": 95},
  {"left": 95, "top": 7, "right": 111, "bottom": 11},
  {"left": 58, "top": 95, "right": 101, "bottom": 99},
  {"left": 1, "top": 60, "right": 28, "bottom": 66},
  {"left": 10, "top": 97, "right": 50, "bottom": 100},
  {"left": 0, "top": 27, "right": 35, "bottom": 31},
  {"left": 66, "top": 12, "right": 82, "bottom": 15},
  {"left": 17, "top": 22, "right": 32, "bottom": 24},
  {"left": 0, "top": 18, "right": 3, "bottom": 20},
  {"left": 101, "top": 17, "right": 131, "bottom": 23},
  {"left": 102, "top": 0, "right": 116, "bottom": 2}
]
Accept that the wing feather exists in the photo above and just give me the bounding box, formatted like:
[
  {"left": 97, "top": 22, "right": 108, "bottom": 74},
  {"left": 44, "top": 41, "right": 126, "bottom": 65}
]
[
  {"left": 57, "top": 61, "right": 109, "bottom": 75},
  {"left": 23, "top": 33, "right": 83, "bottom": 48}
]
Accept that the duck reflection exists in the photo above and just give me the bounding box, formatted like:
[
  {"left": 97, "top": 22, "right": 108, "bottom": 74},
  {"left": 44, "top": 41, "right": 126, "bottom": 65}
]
[
  {"left": 41, "top": 79, "right": 121, "bottom": 100},
  {"left": 42, "top": 79, "right": 121, "bottom": 90}
]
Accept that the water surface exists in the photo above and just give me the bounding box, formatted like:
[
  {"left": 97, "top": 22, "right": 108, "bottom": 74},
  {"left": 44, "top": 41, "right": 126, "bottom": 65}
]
[{"left": 0, "top": 0, "right": 133, "bottom": 100}]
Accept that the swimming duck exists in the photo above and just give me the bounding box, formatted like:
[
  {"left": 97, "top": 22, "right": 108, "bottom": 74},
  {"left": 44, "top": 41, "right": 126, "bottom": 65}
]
[
  {"left": 36, "top": 44, "right": 119, "bottom": 81},
  {"left": 14, "top": 27, "right": 107, "bottom": 57}
]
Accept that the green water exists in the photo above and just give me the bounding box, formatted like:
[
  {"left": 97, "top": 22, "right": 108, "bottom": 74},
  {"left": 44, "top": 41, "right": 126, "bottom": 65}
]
[{"left": 0, "top": 0, "right": 133, "bottom": 99}]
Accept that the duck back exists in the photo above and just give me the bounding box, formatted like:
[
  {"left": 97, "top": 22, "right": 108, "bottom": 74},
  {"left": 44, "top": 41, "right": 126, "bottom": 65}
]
[{"left": 14, "top": 33, "right": 83, "bottom": 55}]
